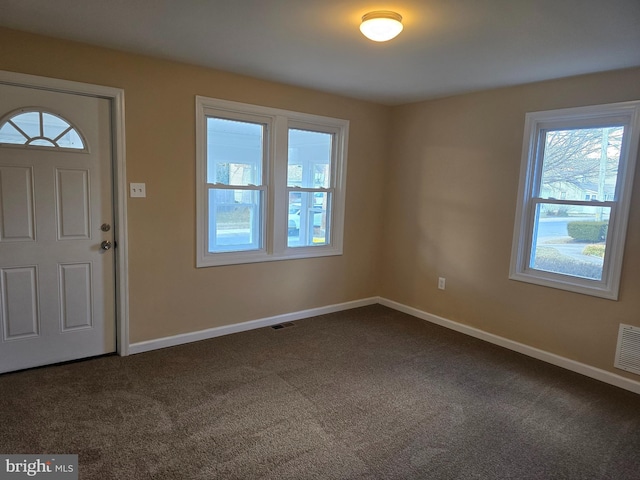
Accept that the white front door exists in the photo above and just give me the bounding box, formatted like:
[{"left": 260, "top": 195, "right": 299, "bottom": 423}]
[{"left": 0, "top": 83, "right": 115, "bottom": 373}]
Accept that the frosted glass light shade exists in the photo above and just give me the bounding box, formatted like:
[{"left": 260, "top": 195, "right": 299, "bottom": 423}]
[{"left": 360, "top": 11, "right": 403, "bottom": 42}]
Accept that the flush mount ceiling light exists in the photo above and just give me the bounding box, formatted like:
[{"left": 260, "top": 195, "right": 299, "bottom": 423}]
[{"left": 359, "top": 11, "right": 403, "bottom": 42}]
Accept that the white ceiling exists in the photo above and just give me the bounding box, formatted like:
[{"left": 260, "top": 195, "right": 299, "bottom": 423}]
[{"left": 2, "top": 0, "right": 639, "bottom": 105}]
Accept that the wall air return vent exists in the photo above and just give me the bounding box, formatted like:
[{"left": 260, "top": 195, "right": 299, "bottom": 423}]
[{"left": 614, "top": 324, "right": 640, "bottom": 376}]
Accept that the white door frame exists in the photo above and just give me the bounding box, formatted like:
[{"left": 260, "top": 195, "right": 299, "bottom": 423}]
[{"left": 0, "top": 70, "right": 130, "bottom": 356}]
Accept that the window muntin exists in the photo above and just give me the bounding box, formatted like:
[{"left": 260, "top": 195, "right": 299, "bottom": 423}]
[
  {"left": 510, "top": 101, "right": 640, "bottom": 299},
  {"left": 196, "top": 97, "right": 348, "bottom": 267},
  {"left": 0, "top": 109, "right": 86, "bottom": 150}
]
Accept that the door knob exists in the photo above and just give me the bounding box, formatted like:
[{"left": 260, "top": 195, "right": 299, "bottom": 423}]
[{"left": 100, "top": 240, "right": 112, "bottom": 251}]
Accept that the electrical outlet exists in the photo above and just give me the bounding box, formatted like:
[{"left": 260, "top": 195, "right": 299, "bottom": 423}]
[
  {"left": 438, "top": 277, "right": 446, "bottom": 290},
  {"left": 130, "top": 182, "right": 146, "bottom": 198}
]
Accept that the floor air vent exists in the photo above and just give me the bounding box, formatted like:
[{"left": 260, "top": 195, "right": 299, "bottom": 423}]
[
  {"left": 614, "top": 324, "right": 640, "bottom": 375},
  {"left": 271, "top": 322, "right": 295, "bottom": 330}
]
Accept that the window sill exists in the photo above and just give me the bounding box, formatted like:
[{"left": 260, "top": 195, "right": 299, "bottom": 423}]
[
  {"left": 509, "top": 270, "right": 618, "bottom": 300},
  {"left": 197, "top": 246, "right": 343, "bottom": 268}
]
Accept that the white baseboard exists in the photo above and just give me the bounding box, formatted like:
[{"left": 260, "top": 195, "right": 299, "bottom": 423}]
[
  {"left": 128, "top": 297, "right": 379, "bottom": 355},
  {"left": 128, "top": 294, "right": 640, "bottom": 395},
  {"left": 379, "top": 297, "right": 640, "bottom": 395}
]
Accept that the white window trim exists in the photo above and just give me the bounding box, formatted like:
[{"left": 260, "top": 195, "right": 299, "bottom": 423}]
[
  {"left": 195, "top": 96, "right": 349, "bottom": 267},
  {"left": 509, "top": 101, "right": 640, "bottom": 300}
]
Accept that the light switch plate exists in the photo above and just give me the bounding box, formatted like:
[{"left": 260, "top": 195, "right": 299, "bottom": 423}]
[{"left": 130, "top": 182, "right": 146, "bottom": 198}]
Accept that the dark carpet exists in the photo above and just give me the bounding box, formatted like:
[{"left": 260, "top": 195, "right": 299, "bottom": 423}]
[{"left": 1, "top": 305, "right": 639, "bottom": 479}]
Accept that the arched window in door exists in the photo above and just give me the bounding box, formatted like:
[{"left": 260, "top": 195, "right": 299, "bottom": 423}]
[{"left": 0, "top": 108, "right": 86, "bottom": 150}]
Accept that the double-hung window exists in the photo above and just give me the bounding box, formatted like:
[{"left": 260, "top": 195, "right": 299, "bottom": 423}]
[
  {"left": 196, "top": 97, "right": 348, "bottom": 267},
  {"left": 205, "top": 114, "right": 267, "bottom": 255},
  {"left": 510, "top": 101, "right": 640, "bottom": 299},
  {"left": 287, "top": 125, "right": 336, "bottom": 247}
]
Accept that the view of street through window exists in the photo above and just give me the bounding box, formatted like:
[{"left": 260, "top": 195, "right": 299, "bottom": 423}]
[
  {"left": 533, "top": 212, "right": 607, "bottom": 280},
  {"left": 529, "top": 125, "right": 621, "bottom": 280}
]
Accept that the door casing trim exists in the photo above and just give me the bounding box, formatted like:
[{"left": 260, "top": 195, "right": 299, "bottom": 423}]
[{"left": 0, "top": 69, "right": 129, "bottom": 356}]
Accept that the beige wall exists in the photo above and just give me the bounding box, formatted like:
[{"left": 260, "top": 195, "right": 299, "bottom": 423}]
[
  {"left": 383, "top": 67, "right": 640, "bottom": 379},
  {"left": 0, "top": 28, "right": 389, "bottom": 342},
  {"left": 2, "top": 27, "right": 640, "bottom": 381}
]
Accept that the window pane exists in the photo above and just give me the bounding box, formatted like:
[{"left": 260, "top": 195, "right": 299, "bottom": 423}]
[
  {"left": 540, "top": 126, "right": 624, "bottom": 201},
  {"left": 42, "top": 113, "right": 71, "bottom": 140},
  {"left": 288, "top": 129, "right": 332, "bottom": 188},
  {"left": 56, "top": 128, "right": 84, "bottom": 149},
  {"left": 29, "top": 138, "right": 56, "bottom": 147},
  {"left": 11, "top": 112, "right": 40, "bottom": 138},
  {"left": 288, "top": 191, "right": 330, "bottom": 247},
  {"left": 208, "top": 189, "right": 262, "bottom": 253},
  {"left": 207, "top": 118, "right": 263, "bottom": 185},
  {"left": 531, "top": 202, "right": 611, "bottom": 280},
  {"left": 0, "top": 122, "right": 27, "bottom": 144}
]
